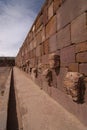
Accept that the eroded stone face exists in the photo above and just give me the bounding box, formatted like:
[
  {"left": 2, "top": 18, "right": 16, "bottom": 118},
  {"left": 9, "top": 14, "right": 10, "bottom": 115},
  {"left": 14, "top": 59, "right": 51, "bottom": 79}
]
[
  {"left": 49, "top": 53, "right": 60, "bottom": 69},
  {"left": 31, "top": 68, "right": 37, "bottom": 81},
  {"left": 64, "top": 72, "right": 85, "bottom": 103}
]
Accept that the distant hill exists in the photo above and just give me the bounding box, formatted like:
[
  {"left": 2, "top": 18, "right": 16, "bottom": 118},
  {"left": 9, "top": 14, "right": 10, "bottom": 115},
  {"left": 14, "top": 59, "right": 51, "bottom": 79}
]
[{"left": 0, "top": 57, "right": 15, "bottom": 66}]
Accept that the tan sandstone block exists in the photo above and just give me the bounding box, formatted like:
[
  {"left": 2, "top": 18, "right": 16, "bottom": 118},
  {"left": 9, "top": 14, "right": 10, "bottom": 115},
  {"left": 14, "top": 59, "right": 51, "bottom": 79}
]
[
  {"left": 49, "top": 33, "right": 57, "bottom": 53},
  {"left": 71, "top": 13, "right": 87, "bottom": 43},
  {"left": 53, "top": 0, "right": 62, "bottom": 13},
  {"left": 36, "top": 46, "right": 40, "bottom": 57},
  {"left": 57, "top": 0, "right": 87, "bottom": 31},
  {"left": 79, "top": 63, "right": 87, "bottom": 76},
  {"left": 57, "top": 24, "right": 71, "bottom": 49},
  {"left": 60, "top": 45, "right": 75, "bottom": 67},
  {"left": 76, "top": 42, "right": 87, "bottom": 53},
  {"left": 76, "top": 52, "right": 87, "bottom": 63},
  {"left": 68, "top": 63, "right": 79, "bottom": 72},
  {"left": 36, "top": 14, "right": 43, "bottom": 30},
  {"left": 46, "top": 15, "right": 57, "bottom": 39},
  {"left": 48, "top": 2, "right": 53, "bottom": 20},
  {"left": 43, "top": 39, "right": 49, "bottom": 55}
]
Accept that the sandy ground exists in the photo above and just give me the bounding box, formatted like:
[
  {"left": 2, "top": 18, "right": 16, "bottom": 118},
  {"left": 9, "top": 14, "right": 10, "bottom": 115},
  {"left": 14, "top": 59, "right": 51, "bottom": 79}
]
[{"left": 13, "top": 67, "right": 87, "bottom": 130}]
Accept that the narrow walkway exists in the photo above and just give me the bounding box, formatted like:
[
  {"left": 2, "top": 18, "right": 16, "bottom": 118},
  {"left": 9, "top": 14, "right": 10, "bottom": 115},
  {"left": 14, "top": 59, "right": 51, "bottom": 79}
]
[
  {"left": 7, "top": 70, "right": 19, "bottom": 130},
  {"left": 13, "top": 67, "right": 87, "bottom": 130}
]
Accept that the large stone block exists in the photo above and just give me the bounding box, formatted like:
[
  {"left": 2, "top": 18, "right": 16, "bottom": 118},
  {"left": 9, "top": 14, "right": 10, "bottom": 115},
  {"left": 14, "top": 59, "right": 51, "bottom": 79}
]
[
  {"left": 36, "top": 14, "right": 43, "bottom": 30},
  {"left": 47, "top": 0, "right": 53, "bottom": 6},
  {"left": 29, "top": 42, "right": 33, "bottom": 51},
  {"left": 64, "top": 72, "right": 84, "bottom": 103},
  {"left": 41, "top": 27, "right": 46, "bottom": 42},
  {"left": 46, "top": 15, "right": 57, "bottom": 39},
  {"left": 48, "top": 2, "right": 53, "bottom": 20},
  {"left": 43, "top": 39, "right": 49, "bottom": 55},
  {"left": 52, "top": 70, "right": 57, "bottom": 88},
  {"left": 40, "top": 43, "right": 44, "bottom": 56},
  {"left": 60, "top": 45, "right": 75, "bottom": 66},
  {"left": 31, "top": 50, "right": 33, "bottom": 59},
  {"left": 76, "top": 52, "right": 87, "bottom": 63},
  {"left": 57, "top": 67, "right": 68, "bottom": 91},
  {"left": 36, "top": 31, "right": 42, "bottom": 45},
  {"left": 68, "top": 63, "right": 79, "bottom": 72},
  {"left": 57, "top": 24, "right": 71, "bottom": 49},
  {"left": 43, "top": 5, "right": 48, "bottom": 26},
  {"left": 79, "top": 63, "right": 87, "bottom": 76},
  {"left": 33, "top": 48, "right": 36, "bottom": 58},
  {"left": 71, "top": 13, "right": 87, "bottom": 43},
  {"left": 33, "top": 38, "right": 37, "bottom": 48},
  {"left": 28, "top": 31, "right": 33, "bottom": 42},
  {"left": 53, "top": 0, "right": 62, "bottom": 14},
  {"left": 76, "top": 42, "right": 87, "bottom": 53},
  {"left": 49, "top": 33, "right": 57, "bottom": 53},
  {"left": 42, "top": 55, "right": 49, "bottom": 64},
  {"left": 57, "top": 0, "right": 87, "bottom": 30},
  {"left": 36, "top": 46, "right": 40, "bottom": 57},
  {"left": 85, "top": 83, "right": 87, "bottom": 105}
]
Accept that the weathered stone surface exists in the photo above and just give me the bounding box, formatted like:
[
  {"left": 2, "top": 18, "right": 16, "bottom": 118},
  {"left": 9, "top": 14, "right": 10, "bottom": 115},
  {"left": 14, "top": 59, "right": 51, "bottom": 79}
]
[
  {"left": 33, "top": 38, "right": 37, "bottom": 48},
  {"left": 29, "top": 42, "right": 33, "bottom": 51},
  {"left": 48, "top": 2, "right": 53, "bottom": 20},
  {"left": 42, "top": 55, "right": 49, "bottom": 64},
  {"left": 36, "top": 25, "right": 43, "bottom": 35},
  {"left": 60, "top": 46, "right": 75, "bottom": 66},
  {"left": 57, "top": 0, "right": 87, "bottom": 31},
  {"left": 36, "top": 46, "right": 40, "bottom": 57},
  {"left": 52, "top": 70, "right": 57, "bottom": 88},
  {"left": 43, "top": 5, "right": 48, "bottom": 26},
  {"left": 49, "top": 33, "right": 57, "bottom": 53},
  {"left": 47, "top": 0, "right": 53, "bottom": 6},
  {"left": 46, "top": 15, "right": 57, "bottom": 39},
  {"left": 76, "top": 42, "right": 87, "bottom": 53},
  {"left": 36, "top": 14, "right": 43, "bottom": 30},
  {"left": 41, "top": 27, "right": 45, "bottom": 42},
  {"left": 76, "top": 52, "right": 87, "bottom": 63},
  {"left": 53, "top": 0, "right": 62, "bottom": 13},
  {"left": 68, "top": 63, "right": 79, "bottom": 72},
  {"left": 57, "top": 24, "right": 71, "bottom": 49},
  {"left": 43, "top": 39, "right": 49, "bottom": 55},
  {"left": 71, "top": 13, "right": 87, "bottom": 43},
  {"left": 49, "top": 53, "right": 60, "bottom": 70},
  {"left": 40, "top": 44, "right": 43, "bottom": 56},
  {"left": 36, "top": 31, "right": 42, "bottom": 45},
  {"left": 79, "top": 63, "right": 87, "bottom": 76},
  {"left": 57, "top": 67, "right": 68, "bottom": 90},
  {"left": 85, "top": 83, "right": 87, "bottom": 104},
  {"left": 64, "top": 72, "right": 85, "bottom": 103},
  {"left": 28, "top": 31, "right": 33, "bottom": 42}
]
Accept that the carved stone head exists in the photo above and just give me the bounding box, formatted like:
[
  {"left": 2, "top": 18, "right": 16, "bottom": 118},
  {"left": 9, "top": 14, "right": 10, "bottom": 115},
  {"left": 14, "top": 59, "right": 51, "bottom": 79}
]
[
  {"left": 49, "top": 53, "right": 60, "bottom": 69},
  {"left": 64, "top": 72, "right": 85, "bottom": 103}
]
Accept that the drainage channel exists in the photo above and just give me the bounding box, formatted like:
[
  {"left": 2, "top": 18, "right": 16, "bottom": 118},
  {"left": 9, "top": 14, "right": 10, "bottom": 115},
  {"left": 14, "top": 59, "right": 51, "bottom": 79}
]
[{"left": 7, "top": 69, "right": 19, "bottom": 130}]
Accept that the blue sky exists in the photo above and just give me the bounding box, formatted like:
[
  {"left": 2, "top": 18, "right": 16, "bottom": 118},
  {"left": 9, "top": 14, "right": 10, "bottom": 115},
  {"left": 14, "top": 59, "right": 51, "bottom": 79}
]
[{"left": 0, "top": 0, "right": 45, "bottom": 56}]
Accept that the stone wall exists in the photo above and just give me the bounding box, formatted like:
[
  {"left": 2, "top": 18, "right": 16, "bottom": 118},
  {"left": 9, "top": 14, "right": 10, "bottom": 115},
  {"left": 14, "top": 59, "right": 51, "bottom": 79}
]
[{"left": 15, "top": 0, "right": 87, "bottom": 126}]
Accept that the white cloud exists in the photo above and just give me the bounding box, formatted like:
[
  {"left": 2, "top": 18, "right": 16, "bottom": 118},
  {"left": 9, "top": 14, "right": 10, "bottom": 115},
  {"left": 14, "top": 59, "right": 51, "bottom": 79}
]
[{"left": 0, "top": 0, "right": 44, "bottom": 56}]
